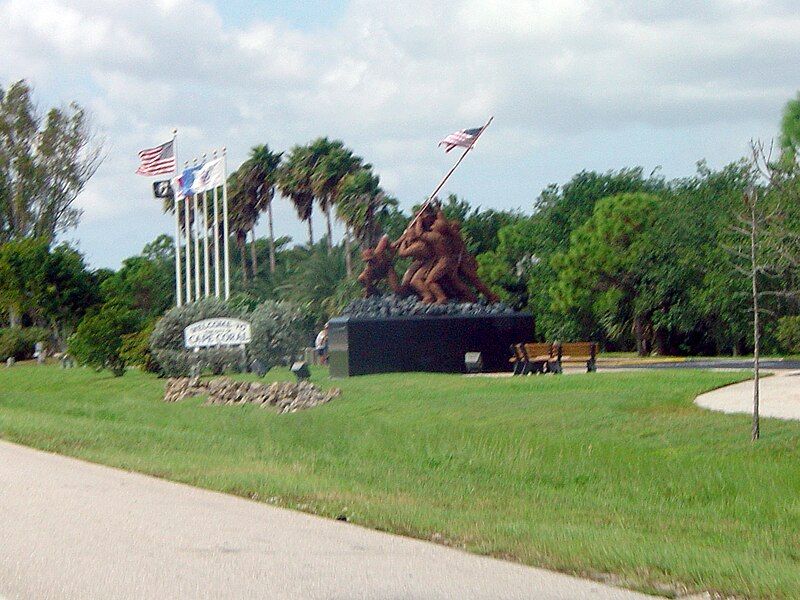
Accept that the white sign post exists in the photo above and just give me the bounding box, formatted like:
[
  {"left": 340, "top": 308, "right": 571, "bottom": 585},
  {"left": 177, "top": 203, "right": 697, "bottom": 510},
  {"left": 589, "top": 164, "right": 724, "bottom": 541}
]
[{"left": 184, "top": 318, "right": 252, "bottom": 349}]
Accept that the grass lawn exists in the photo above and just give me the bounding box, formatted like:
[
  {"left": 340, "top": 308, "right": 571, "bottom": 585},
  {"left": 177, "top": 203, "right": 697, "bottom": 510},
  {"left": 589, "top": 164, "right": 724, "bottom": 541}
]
[{"left": 1, "top": 365, "right": 798, "bottom": 598}]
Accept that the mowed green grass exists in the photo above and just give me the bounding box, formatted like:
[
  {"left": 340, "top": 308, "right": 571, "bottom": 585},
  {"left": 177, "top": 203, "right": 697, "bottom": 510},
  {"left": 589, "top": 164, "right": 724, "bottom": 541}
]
[{"left": 1, "top": 365, "right": 798, "bottom": 598}]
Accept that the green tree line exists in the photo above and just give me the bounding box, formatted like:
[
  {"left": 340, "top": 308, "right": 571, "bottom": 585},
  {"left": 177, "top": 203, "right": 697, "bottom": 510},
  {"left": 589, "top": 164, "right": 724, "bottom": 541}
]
[{"left": 3, "top": 79, "right": 800, "bottom": 366}]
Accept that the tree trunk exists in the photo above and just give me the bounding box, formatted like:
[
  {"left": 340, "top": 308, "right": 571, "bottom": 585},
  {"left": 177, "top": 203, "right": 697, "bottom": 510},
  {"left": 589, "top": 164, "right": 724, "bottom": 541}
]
[
  {"left": 307, "top": 218, "right": 314, "bottom": 247},
  {"left": 325, "top": 204, "right": 333, "bottom": 254},
  {"left": 344, "top": 228, "right": 353, "bottom": 278},
  {"left": 653, "top": 327, "right": 669, "bottom": 356},
  {"left": 8, "top": 306, "right": 20, "bottom": 328},
  {"left": 250, "top": 227, "right": 258, "bottom": 277},
  {"left": 237, "top": 232, "right": 248, "bottom": 285},
  {"left": 633, "top": 316, "right": 646, "bottom": 357},
  {"left": 267, "top": 200, "right": 276, "bottom": 274},
  {"left": 750, "top": 202, "right": 760, "bottom": 442}
]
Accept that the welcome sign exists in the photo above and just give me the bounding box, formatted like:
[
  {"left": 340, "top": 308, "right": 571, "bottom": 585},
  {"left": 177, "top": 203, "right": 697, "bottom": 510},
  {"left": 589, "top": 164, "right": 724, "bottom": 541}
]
[{"left": 184, "top": 318, "right": 252, "bottom": 349}]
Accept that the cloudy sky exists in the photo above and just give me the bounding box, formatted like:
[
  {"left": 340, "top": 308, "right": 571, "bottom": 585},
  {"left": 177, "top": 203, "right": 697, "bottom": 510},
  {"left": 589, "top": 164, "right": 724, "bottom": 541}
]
[{"left": 1, "top": 0, "right": 797, "bottom": 268}]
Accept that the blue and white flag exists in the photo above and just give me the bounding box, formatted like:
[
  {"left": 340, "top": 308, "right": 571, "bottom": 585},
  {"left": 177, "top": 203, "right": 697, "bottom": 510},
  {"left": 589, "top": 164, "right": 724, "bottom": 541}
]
[
  {"left": 192, "top": 158, "right": 224, "bottom": 194},
  {"left": 172, "top": 165, "right": 203, "bottom": 199}
]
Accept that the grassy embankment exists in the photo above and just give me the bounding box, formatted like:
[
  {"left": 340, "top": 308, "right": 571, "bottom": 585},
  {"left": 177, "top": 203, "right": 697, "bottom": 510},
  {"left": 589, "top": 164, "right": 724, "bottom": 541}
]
[{"left": 0, "top": 364, "right": 798, "bottom": 598}]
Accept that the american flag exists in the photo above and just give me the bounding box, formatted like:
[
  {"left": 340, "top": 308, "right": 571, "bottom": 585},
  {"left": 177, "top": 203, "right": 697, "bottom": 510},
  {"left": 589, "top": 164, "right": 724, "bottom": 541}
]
[
  {"left": 438, "top": 126, "right": 485, "bottom": 153},
  {"left": 136, "top": 139, "right": 176, "bottom": 176}
]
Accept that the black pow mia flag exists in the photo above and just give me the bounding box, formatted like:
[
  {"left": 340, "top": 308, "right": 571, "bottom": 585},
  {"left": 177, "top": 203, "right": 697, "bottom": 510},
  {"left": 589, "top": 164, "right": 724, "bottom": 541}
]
[{"left": 152, "top": 180, "right": 174, "bottom": 199}]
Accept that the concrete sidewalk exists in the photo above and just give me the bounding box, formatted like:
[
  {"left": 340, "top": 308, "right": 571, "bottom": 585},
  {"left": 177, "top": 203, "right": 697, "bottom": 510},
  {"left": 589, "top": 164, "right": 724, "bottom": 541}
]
[
  {"left": 695, "top": 370, "right": 800, "bottom": 420},
  {"left": 0, "top": 440, "right": 650, "bottom": 599}
]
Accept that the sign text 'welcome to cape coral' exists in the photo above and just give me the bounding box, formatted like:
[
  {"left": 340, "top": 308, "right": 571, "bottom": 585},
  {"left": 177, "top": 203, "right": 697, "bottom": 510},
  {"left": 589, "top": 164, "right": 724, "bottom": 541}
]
[{"left": 184, "top": 318, "right": 252, "bottom": 349}]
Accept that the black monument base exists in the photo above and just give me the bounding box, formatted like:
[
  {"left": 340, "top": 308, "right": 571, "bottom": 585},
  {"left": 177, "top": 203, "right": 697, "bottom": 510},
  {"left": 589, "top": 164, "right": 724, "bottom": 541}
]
[{"left": 328, "top": 313, "right": 535, "bottom": 377}]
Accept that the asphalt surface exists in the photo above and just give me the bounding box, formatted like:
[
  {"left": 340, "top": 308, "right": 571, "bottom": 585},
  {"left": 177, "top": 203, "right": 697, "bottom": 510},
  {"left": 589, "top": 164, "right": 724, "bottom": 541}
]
[
  {"left": 601, "top": 359, "right": 800, "bottom": 371},
  {"left": 0, "top": 440, "right": 651, "bottom": 600}
]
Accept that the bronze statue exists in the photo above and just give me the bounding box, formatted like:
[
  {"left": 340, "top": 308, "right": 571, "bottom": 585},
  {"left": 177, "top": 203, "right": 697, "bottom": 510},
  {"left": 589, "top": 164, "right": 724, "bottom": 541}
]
[
  {"left": 356, "top": 201, "right": 499, "bottom": 304},
  {"left": 448, "top": 221, "right": 500, "bottom": 303},
  {"left": 358, "top": 234, "right": 399, "bottom": 297}
]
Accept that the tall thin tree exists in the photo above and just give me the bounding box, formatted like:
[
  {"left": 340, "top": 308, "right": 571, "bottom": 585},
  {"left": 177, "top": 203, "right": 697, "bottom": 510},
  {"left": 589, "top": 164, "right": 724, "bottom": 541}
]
[
  {"left": 278, "top": 146, "right": 316, "bottom": 247},
  {"left": 240, "top": 145, "right": 282, "bottom": 274}
]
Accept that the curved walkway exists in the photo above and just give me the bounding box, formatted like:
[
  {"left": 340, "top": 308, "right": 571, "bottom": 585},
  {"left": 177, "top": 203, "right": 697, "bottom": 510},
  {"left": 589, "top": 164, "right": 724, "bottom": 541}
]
[
  {"left": 0, "top": 440, "right": 650, "bottom": 600},
  {"left": 695, "top": 370, "right": 800, "bottom": 420}
]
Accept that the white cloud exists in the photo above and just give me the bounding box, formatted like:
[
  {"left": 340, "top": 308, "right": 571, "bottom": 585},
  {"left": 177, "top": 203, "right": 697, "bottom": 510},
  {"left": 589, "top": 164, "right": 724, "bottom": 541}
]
[{"left": 0, "top": 0, "right": 796, "bottom": 266}]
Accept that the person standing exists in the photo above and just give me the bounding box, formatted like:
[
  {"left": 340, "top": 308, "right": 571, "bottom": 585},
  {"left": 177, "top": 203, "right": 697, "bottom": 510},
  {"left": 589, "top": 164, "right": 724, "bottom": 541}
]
[{"left": 315, "top": 323, "right": 329, "bottom": 365}]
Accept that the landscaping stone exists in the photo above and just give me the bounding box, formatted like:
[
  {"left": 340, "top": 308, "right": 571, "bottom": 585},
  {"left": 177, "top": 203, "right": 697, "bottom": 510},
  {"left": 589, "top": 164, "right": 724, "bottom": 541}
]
[{"left": 163, "top": 376, "right": 340, "bottom": 414}]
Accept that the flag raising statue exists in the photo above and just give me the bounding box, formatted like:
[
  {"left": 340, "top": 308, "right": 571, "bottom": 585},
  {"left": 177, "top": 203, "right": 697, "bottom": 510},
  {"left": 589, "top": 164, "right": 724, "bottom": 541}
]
[{"left": 136, "top": 140, "right": 176, "bottom": 176}]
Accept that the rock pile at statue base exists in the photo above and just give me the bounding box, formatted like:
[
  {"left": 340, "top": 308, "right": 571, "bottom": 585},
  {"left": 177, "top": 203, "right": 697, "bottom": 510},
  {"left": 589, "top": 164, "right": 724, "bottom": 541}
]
[{"left": 342, "top": 294, "right": 515, "bottom": 318}]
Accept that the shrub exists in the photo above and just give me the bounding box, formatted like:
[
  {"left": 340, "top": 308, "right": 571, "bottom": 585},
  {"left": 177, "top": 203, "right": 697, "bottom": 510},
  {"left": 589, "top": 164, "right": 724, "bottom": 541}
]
[
  {"left": 776, "top": 316, "right": 800, "bottom": 354},
  {"left": 149, "top": 298, "right": 310, "bottom": 377},
  {"left": 249, "top": 300, "right": 310, "bottom": 367},
  {"left": 68, "top": 305, "right": 140, "bottom": 376},
  {"left": 0, "top": 327, "right": 50, "bottom": 362},
  {"left": 120, "top": 322, "right": 158, "bottom": 372}
]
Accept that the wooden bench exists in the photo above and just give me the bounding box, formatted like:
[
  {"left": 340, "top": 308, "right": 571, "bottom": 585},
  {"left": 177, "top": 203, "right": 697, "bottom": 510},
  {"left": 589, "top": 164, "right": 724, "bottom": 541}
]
[
  {"left": 552, "top": 342, "right": 598, "bottom": 373},
  {"left": 510, "top": 343, "right": 557, "bottom": 375},
  {"left": 525, "top": 343, "right": 558, "bottom": 374},
  {"left": 509, "top": 344, "right": 529, "bottom": 375}
]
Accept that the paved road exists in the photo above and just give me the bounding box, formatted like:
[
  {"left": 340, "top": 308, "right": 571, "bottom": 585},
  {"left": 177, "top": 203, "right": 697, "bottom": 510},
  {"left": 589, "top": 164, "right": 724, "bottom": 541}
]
[
  {"left": 0, "top": 441, "right": 650, "bottom": 599},
  {"left": 695, "top": 370, "right": 800, "bottom": 421},
  {"left": 601, "top": 359, "right": 800, "bottom": 371}
]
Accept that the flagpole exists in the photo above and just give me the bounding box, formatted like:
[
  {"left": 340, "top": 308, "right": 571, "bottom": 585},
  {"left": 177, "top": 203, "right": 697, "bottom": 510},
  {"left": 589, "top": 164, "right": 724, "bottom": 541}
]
[
  {"left": 213, "top": 150, "right": 221, "bottom": 298},
  {"left": 192, "top": 158, "right": 201, "bottom": 301},
  {"left": 222, "top": 147, "right": 231, "bottom": 301},
  {"left": 183, "top": 160, "right": 192, "bottom": 303},
  {"left": 405, "top": 116, "right": 494, "bottom": 235},
  {"left": 200, "top": 154, "right": 210, "bottom": 298},
  {"left": 171, "top": 129, "right": 183, "bottom": 307}
]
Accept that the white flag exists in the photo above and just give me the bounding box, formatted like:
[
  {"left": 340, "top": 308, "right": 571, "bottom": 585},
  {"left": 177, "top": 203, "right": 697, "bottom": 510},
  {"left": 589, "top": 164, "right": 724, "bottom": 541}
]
[{"left": 192, "top": 158, "right": 224, "bottom": 194}]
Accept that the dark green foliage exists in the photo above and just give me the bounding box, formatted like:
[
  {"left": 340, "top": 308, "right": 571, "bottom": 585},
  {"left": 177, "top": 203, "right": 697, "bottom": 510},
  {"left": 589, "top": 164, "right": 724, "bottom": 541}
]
[
  {"left": 533, "top": 168, "right": 663, "bottom": 254},
  {"left": 552, "top": 193, "right": 661, "bottom": 354},
  {"left": 0, "top": 238, "right": 99, "bottom": 335},
  {"left": 100, "top": 234, "right": 175, "bottom": 319},
  {"left": 336, "top": 168, "right": 397, "bottom": 247},
  {"left": 272, "top": 241, "right": 349, "bottom": 327},
  {"left": 779, "top": 93, "right": 800, "bottom": 164},
  {"left": 474, "top": 161, "right": 787, "bottom": 355},
  {"left": 776, "top": 316, "right": 800, "bottom": 353},
  {"left": 68, "top": 304, "right": 140, "bottom": 376},
  {"left": 119, "top": 322, "right": 157, "bottom": 372},
  {"left": 0, "top": 326, "right": 49, "bottom": 361}
]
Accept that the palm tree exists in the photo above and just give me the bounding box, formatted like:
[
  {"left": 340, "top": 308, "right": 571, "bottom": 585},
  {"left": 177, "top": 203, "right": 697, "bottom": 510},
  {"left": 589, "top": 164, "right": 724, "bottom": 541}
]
[
  {"left": 227, "top": 169, "right": 259, "bottom": 286},
  {"left": 336, "top": 168, "right": 398, "bottom": 249},
  {"left": 309, "top": 139, "right": 363, "bottom": 256},
  {"left": 239, "top": 144, "right": 283, "bottom": 273},
  {"left": 312, "top": 144, "right": 364, "bottom": 275},
  {"left": 278, "top": 146, "right": 316, "bottom": 247}
]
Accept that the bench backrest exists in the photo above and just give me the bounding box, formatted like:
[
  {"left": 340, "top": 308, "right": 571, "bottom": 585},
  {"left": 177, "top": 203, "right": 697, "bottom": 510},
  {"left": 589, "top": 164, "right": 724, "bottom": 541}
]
[
  {"left": 523, "top": 342, "right": 555, "bottom": 359},
  {"left": 557, "top": 342, "right": 597, "bottom": 359}
]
